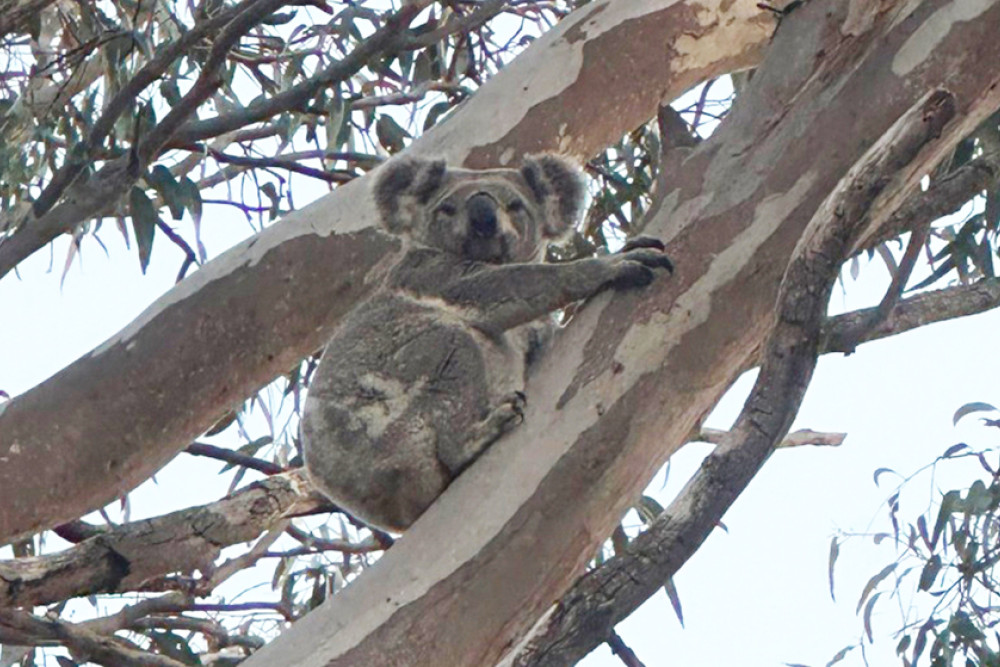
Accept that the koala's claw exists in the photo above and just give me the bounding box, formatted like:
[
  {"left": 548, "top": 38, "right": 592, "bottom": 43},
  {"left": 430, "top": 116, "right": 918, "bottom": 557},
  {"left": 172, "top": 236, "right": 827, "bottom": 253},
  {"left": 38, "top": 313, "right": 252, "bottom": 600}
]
[
  {"left": 611, "top": 238, "right": 673, "bottom": 289},
  {"left": 502, "top": 390, "right": 528, "bottom": 423},
  {"left": 621, "top": 237, "right": 673, "bottom": 273},
  {"left": 621, "top": 236, "right": 666, "bottom": 253}
]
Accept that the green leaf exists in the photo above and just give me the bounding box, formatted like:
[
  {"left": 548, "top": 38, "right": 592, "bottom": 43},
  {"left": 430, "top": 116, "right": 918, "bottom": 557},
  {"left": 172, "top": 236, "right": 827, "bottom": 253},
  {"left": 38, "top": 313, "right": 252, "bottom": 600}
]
[
  {"left": 376, "top": 115, "right": 410, "bottom": 154},
  {"left": 910, "top": 255, "right": 955, "bottom": 290},
  {"left": 261, "top": 182, "right": 279, "bottom": 203},
  {"left": 932, "top": 490, "right": 960, "bottom": 546},
  {"left": 873, "top": 467, "right": 897, "bottom": 486},
  {"left": 917, "top": 515, "right": 931, "bottom": 548},
  {"left": 177, "top": 177, "right": 202, "bottom": 225},
  {"left": 828, "top": 537, "right": 839, "bottom": 601},
  {"left": 664, "top": 577, "right": 684, "bottom": 627},
  {"left": 263, "top": 10, "right": 297, "bottom": 25},
  {"left": 863, "top": 592, "right": 881, "bottom": 642},
  {"left": 949, "top": 611, "right": 984, "bottom": 641},
  {"left": 965, "top": 479, "right": 993, "bottom": 514},
  {"left": 413, "top": 50, "right": 433, "bottom": 84},
  {"left": 424, "top": 101, "right": 454, "bottom": 131},
  {"left": 635, "top": 495, "right": 664, "bottom": 524},
  {"left": 942, "top": 443, "right": 969, "bottom": 458},
  {"left": 913, "top": 619, "right": 937, "bottom": 662},
  {"left": 219, "top": 436, "right": 273, "bottom": 473},
  {"left": 918, "top": 555, "right": 942, "bottom": 591},
  {"left": 128, "top": 187, "right": 158, "bottom": 273},
  {"left": 326, "top": 94, "right": 347, "bottom": 152},
  {"left": 272, "top": 555, "right": 293, "bottom": 591},
  {"left": 953, "top": 402, "right": 998, "bottom": 425},
  {"left": 148, "top": 165, "right": 184, "bottom": 220},
  {"left": 857, "top": 563, "right": 894, "bottom": 613},
  {"left": 825, "top": 645, "right": 854, "bottom": 666},
  {"left": 148, "top": 630, "right": 199, "bottom": 664},
  {"left": 452, "top": 41, "right": 471, "bottom": 78},
  {"left": 159, "top": 78, "right": 182, "bottom": 106}
]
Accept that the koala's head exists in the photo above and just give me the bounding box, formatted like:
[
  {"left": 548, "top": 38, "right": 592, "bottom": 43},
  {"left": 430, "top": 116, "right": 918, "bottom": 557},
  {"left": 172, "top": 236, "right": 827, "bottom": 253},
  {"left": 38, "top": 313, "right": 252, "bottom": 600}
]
[{"left": 373, "top": 154, "right": 584, "bottom": 263}]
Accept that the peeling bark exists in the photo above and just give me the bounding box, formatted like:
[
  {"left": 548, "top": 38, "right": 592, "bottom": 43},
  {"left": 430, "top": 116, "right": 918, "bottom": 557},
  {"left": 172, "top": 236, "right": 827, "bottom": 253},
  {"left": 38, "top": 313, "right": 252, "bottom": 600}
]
[
  {"left": 5, "top": 0, "right": 1000, "bottom": 664},
  {"left": 0, "top": 0, "right": 774, "bottom": 546},
  {"left": 511, "top": 83, "right": 959, "bottom": 667},
  {"left": 236, "top": 2, "right": 1000, "bottom": 664}
]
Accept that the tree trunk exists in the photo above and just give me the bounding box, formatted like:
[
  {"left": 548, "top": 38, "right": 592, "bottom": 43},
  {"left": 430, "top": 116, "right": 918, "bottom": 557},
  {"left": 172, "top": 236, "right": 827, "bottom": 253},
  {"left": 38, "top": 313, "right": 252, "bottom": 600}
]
[
  {"left": 0, "top": 0, "right": 772, "bottom": 545},
  {"left": 238, "top": 1, "right": 1000, "bottom": 665}
]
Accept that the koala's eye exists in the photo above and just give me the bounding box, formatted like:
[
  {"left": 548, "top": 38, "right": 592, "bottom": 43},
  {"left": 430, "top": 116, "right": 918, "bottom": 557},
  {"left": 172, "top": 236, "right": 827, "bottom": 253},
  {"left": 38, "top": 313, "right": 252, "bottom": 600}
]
[
  {"left": 508, "top": 199, "right": 525, "bottom": 213},
  {"left": 437, "top": 201, "right": 457, "bottom": 216}
]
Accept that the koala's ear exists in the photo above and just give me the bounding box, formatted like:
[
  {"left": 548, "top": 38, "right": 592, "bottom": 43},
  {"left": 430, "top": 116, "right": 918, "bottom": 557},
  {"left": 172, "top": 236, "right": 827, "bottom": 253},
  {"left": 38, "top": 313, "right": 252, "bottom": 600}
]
[
  {"left": 373, "top": 157, "right": 447, "bottom": 232},
  {"left": 521, "top": 154, "right": 585, "bottom": 237}
]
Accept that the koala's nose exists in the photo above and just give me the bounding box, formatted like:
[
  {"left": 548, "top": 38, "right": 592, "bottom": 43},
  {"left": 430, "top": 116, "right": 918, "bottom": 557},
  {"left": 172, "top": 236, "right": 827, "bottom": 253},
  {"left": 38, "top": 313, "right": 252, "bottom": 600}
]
[{"left": 466, "top": 193, "right": 499, "bottom": 238}]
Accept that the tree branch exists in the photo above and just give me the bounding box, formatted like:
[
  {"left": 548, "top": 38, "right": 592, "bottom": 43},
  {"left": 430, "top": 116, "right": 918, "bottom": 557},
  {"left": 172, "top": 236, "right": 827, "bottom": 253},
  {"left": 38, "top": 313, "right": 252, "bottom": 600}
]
[
  {"left": 0, "top": 0, "right": 318, "bottom": 282},
  {"left": 184, "top": 441, "right": 285, "bottom": 475},
  {"left": 166, "top": 1, "right": 431, "bottom": 146},
  {"left": 698, "top": 427, "right": 846, "bottom": 449},
  {"left": 822, "top": 277, "right": 1000, "bottom": 353},
  {"left": 511, "top": 88, "right": 957, "bottom": 667},
  {"left": 0, "top": 0, "right": 773, "bottom": 546},
  {"left": 0, "top": 471, "right": 330, "bottom": 608},
  {"left": 0, "top": 605, "right": 188, "bottom": 667}
]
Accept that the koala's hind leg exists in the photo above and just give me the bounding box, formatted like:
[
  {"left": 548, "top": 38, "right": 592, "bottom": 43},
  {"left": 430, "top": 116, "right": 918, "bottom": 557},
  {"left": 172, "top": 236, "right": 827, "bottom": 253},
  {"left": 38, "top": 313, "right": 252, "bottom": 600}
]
[{"left": 438, "top": 391, "right": 526, "bottom": 475}]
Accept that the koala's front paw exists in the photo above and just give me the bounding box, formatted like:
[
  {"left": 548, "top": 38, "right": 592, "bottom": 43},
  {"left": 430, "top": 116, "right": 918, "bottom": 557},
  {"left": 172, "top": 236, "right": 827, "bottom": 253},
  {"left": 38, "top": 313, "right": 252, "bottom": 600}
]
[
  {"left": 495, "top": 390, "right": 527, "bottom": 426},
  {"left": 610, "top": 236, "right": 673, "bottom": 288}
]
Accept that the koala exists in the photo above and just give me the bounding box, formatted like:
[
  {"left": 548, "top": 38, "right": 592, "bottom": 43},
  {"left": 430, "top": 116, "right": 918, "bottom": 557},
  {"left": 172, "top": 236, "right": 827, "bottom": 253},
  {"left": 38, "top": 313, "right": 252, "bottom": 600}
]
[{"left": 301, "top": 155, "right": 672, "bottom": 532}]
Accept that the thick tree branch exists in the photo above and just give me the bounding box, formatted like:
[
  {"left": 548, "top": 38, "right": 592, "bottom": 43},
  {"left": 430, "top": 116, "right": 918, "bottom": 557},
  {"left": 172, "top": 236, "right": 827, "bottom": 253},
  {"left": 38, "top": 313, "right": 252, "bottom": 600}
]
[
  {"left": 0, "top": 0, "right": 774, "bottom": 545},
  {"left": 823, "top": 278, "right": 1000, "bottom": 353},
  {"left": 250, "top": 3, "right": 1000, "bottom": 662},
  {"left": 2, "top": 275, "right": 994, "bottom": 614},
  {"left": 511, "top": 87, "right": 957, "bottom": 667},
  {"left": 0, "top": 471, "right": 329, "bottom": 608},
  {"left": 860, "top": 152, "right": 1000, "bottom": 253},
  {"left": 0, "top": 605, "right": 187, "bottom": 667}
]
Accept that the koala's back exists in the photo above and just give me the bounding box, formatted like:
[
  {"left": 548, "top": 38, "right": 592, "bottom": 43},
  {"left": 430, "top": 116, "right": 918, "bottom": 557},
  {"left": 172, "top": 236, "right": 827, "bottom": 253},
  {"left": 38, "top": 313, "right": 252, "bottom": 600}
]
[{"left": 301, "top": 289, "right": 518, "bottom": 531}]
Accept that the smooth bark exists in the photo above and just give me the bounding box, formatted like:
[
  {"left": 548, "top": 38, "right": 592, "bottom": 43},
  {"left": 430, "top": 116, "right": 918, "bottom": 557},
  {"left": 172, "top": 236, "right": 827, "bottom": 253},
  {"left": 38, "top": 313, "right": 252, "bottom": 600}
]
[
  {"left": 0, "top": 0, "right": 773, "bottom": 545},
  {"left": 239, "top": 2, "right": 1000, "bottom": 664}
]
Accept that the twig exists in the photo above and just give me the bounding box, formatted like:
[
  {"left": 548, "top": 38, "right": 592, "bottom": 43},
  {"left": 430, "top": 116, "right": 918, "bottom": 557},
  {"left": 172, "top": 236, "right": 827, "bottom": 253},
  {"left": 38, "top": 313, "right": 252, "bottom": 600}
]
[
  {"left": 607, "top": 631, "right": 646, "bottom": 667},
  {"left": 284, "top": 523, "right": 383, "bottom": 555},
  {"left": 185, "top": 441, "right": 285, "bottom": 475}
]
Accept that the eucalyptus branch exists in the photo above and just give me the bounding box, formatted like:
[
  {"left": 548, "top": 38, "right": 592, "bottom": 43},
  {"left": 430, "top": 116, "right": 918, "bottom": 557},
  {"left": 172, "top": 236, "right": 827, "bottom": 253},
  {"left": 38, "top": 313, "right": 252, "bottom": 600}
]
[
  {"left": 168, "top": 1, "right": 431, "bottom": 146},
  {"left": 512, "top": 89, "right": 958, "bottom": 667}
]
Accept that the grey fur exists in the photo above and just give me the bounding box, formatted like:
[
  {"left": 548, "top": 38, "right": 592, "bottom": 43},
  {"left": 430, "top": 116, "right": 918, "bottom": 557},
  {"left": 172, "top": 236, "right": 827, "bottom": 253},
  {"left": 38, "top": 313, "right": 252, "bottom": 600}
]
[{"left": 301, "top": 155, "right": 672, "bottom": 532}]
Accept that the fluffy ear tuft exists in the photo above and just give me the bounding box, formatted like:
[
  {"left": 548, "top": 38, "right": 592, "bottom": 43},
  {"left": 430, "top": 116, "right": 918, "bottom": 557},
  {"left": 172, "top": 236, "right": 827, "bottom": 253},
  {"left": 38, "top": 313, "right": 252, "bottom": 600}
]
[
  {"left": 373, "top": 157, "right": 447, "bottom": 232},
  {"left": 521, "top": 154, "right": 585, "bottom": 237}
]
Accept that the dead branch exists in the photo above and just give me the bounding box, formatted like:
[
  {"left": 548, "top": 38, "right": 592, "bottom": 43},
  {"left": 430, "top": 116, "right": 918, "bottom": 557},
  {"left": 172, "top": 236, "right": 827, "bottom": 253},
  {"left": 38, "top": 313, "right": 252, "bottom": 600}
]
[
  {"left": 698, "top": 427, "right": 846, "bottom": 449},
  {"left": 0, "top": 471, "right": 328, "bottom": 608}
]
